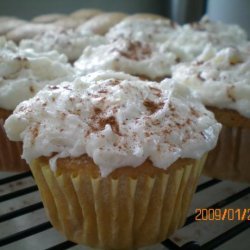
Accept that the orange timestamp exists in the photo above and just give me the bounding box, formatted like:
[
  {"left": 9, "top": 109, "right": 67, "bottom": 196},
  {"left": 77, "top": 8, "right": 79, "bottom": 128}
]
[{"left": 195, "top": 208, "right": 250, "bottom": 221}]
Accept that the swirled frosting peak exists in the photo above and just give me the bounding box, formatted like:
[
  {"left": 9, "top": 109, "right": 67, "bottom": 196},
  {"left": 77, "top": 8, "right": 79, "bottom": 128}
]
[{"left": 4, "top": 71, "right": 221, "bottom": 176}]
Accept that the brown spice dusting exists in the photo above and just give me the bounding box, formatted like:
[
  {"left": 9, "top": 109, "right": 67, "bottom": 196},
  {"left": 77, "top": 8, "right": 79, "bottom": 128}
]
[
  {"left": 149, "top": 86, "right": 162, "bottom": 97},
  {"left": 98, "top": 89, "right": 108, "bottom": 94},
  {"left": 186, "top": 118, "right": 192, "bottom": 125},
  {"left": 168, "top": 102, "right": 175, "bottom": 112},
  {"left": 230, "top": 59, "right": 243, "bottom": 65},
  {"left": 163, "top": 128, "right": 171, "bottom": 134},
  {"left": 175, "top": 57, "right": 181, "bottom": 63},
  {"left": 98, "top": 116, "right": 121, "bottom": 135},
  {"left": 227, "top": 85, "right": 236, "bottom": 102},
  {"left": 60, "top": 112, "right": 66, "bottom": 120},
  {"left": 143, "top": 99, "right": 163, "bottom": 114},
  {"left": 29, "top": 85, "right": 35, "bottom": 93},
  {"left": 196, "top": 60, "right": 204, "bottom": 66},
  {"left": 48, "top": 86, "right": 59, "bottom": 90},
  {"left": 152, "top": 119, "right": 161, "bottom": 125},
  {"left": 15, "top": 56, "right": 28, "bottom": 62},
  {"left": 31, "top": 124, "right": 39, "bottom": 144},
  {"left": 69, "top": 96, "right": 75, "bottom": 102},
  {"left": 108, "top": 79, "right": 121, "bottom": 85},
  {"left": 63, "top": 85, "right": 72, "bottom": 90},
  {"left": 116, "top": 41, "right": 152, "bottom": 61},
  {"left": 190, "top": 107, "right": 199, "bottom": 117},
  {"left": 93, "top": 107, "right": 102, "bottom": 115}
]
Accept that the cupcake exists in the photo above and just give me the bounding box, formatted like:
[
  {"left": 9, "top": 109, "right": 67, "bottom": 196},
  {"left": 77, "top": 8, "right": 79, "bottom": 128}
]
[
  {"left": 124, "top": 13, "right": 167, "bottom": 21},
  {"left": 0, "top": 16, "right": 27, "bottom": 36},
  {"left": 69, "top": 9, "right": 103, "bottom": 21},
  {"left": 77, "top": 12, "right": 127, "bottom": 35},
  {"left": 172, "top": 44, "right": 250, "bottom": 183},
  {"left": 74, "top": 38, "right": 182, "bottom": 81},
  {"left": 164, "top": 16, "right": 248, "bottom": 61},
  {"left": 0, "top": 36, "right": 75, "bottom": 171},
  {"left": 75, "top": 18, "right": 187, "bottom": 82},
  {"left": 4, "top": 71, "right": 221, "bottom": 249},
  {"left": 6, "top": 23, "right": 60, "bottom": 43},
  {"left": 32, "top": 13, "right": 67, "bottom": 24},
  {"left": 20, "top": 28, "right": 107, "bottom": 63},
  {"left": 106, "top": 18, "right": 178, "bottom": 44}
]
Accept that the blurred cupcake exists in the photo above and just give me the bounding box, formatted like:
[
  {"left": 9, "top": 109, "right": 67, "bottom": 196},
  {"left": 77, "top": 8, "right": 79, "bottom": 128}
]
[
  {"left": 0, "top": 36, "right": 75, "bottom": 171},
  {"left": 32, "top": 13, "right": 67, "bottom": 24},
  {"left": 20, "top": 28, "right": 107, "bottom": 63},
  {"left": 77, "top": 12, "right": 127, "bottom": 35},
  {"left": 172, "top": 44, "right": 250, "bottom": 183},
  {"left": 0, "top": 16, "right": 27, "bottom": 36},
  {"left": 6, "top": 22, "right": 60, "bottom": 44},
  {"left": 4, "top": 71, "right": 221, "bottom": 249},
  {"left": 106, "top": 18, "right": 178, "bottom": 43},
  {"left": 74, "top": 37, "right": 185, "bottom": 81}
]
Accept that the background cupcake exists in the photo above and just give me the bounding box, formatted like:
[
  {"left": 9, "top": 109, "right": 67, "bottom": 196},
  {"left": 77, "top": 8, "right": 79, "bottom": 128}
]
[
  {"left": 172, "top": 44, "right": 250, "bottom": 183},
  {"left": 0, "top": 36, "right": 75, "bottom": 171},
  {"left": 4, "top": 71, "right": 221, "bottom": 249}
]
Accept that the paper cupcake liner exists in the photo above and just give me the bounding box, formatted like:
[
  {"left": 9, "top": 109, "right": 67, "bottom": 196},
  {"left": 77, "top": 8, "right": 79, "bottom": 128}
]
[
  {"left": 0, "top": 118, "right": 29, "bottom": 172},
  {"left": 30, "top": 155, "right": 206, "bottom": 250},
  {"left": 203, "top": 126, "right": 250, "bottom": 183}
]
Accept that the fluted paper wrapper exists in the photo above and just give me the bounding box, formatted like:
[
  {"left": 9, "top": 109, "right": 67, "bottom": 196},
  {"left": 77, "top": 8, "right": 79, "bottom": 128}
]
[
  {"left": 0, "top": 118, "right": 29, "bottom": 172},
  {"left": 203, "top": 126, "right": 250, "bottom": 183},
  {"left": 30, "top": 155, "right": 206, "bottom": 250}
]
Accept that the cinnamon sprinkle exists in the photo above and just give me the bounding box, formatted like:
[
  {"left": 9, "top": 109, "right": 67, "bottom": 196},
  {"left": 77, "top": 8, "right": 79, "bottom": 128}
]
[
  {"left": 143, "top": 99, "right": 163, "bottom": 114},
  {"left": 29, "top": 85, "right": 35, "bottom": 93},
  {"left": 98, "top": 116, "right": 121, "bottom": 135},
  {"left": 227, "top": 85, "right": 236, "bottom": 102},
  {"left": 116, "top": 41, "right": 152, "bottom": 61}
]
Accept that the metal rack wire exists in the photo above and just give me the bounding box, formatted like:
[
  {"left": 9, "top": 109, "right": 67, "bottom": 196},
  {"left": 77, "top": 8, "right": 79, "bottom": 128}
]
[{"left": 0, "top": 171, "right": 249, "bottom": 250}]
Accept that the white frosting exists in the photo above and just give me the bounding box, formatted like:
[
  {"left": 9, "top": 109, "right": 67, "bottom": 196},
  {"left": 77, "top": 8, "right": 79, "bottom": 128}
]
[
  {"left": 74, "top": 38, "right": 181, "bottom": 79},
  {"left": 20, "top": 29, "right": 107, "bottom": 62},
  {"left": 164, "top": 16, "right": 248, "bottom": 61},
  {"left": 0, "top": 37, "right": 75, "bottom": 110},
  {"left": 172, "top": 45, "right": 250, "bottom": 118},
  {"left": 106, "top": 18, "right": 178, "bottom": 43},
  {"left": 4, "top": 71, "right": 221, "bottom": 176}
]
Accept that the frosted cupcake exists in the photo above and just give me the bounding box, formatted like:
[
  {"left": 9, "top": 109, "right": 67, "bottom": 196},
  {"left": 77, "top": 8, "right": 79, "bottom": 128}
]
[
  {"left": 172, "top": 45, "right": 250, "bottom": 183},
  {"left": 0, "top": 16, "right": 27, "bottom": 36},
  {"left": 0, "top": 36, "right": 75, "bottom": 171},
  {"left": 74, "top": 38, "right": 184, "bottom": 81},
  {"left": 106, "top": 18, "right": 178, "bottom": 44},
  {"left": 20, "top": 28, "right": 107, "bottom": 63},
  {"left": 4, "top": 71, "right": 221, "bottom": 249},
  {"left": 165, "top": 16, "right": 248, "bottom": 61},
  {"left": 77, "top": 12, "right": 127, "bottom": 35}
]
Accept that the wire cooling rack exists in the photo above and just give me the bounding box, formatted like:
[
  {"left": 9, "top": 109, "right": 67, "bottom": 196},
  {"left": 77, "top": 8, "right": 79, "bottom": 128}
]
[{"left": 0, "top": 171, "right": 249, "bottom": 250}]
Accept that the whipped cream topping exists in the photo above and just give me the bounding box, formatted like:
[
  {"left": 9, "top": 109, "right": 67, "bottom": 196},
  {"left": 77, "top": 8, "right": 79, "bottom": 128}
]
[
  {"left": 106, "top": 18, "right": 178, "bottom": 43},
  {"left": 4, "top": 71, "right": 221, "bottom": 177},
  {"left": 74, "top": 38, "right": 181, "bottom": 79},
  {"left": 172, "top": 45, "right": 250, "bottom": 118},
  {"left": 164, "top": 16, "right": 248, "bottom": 61},
  {"left": 20, "top": 29, "right": 107, "bottom": 62},
  {"left": 0, "top": 37, "right": 75, "bottom": 110}
]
